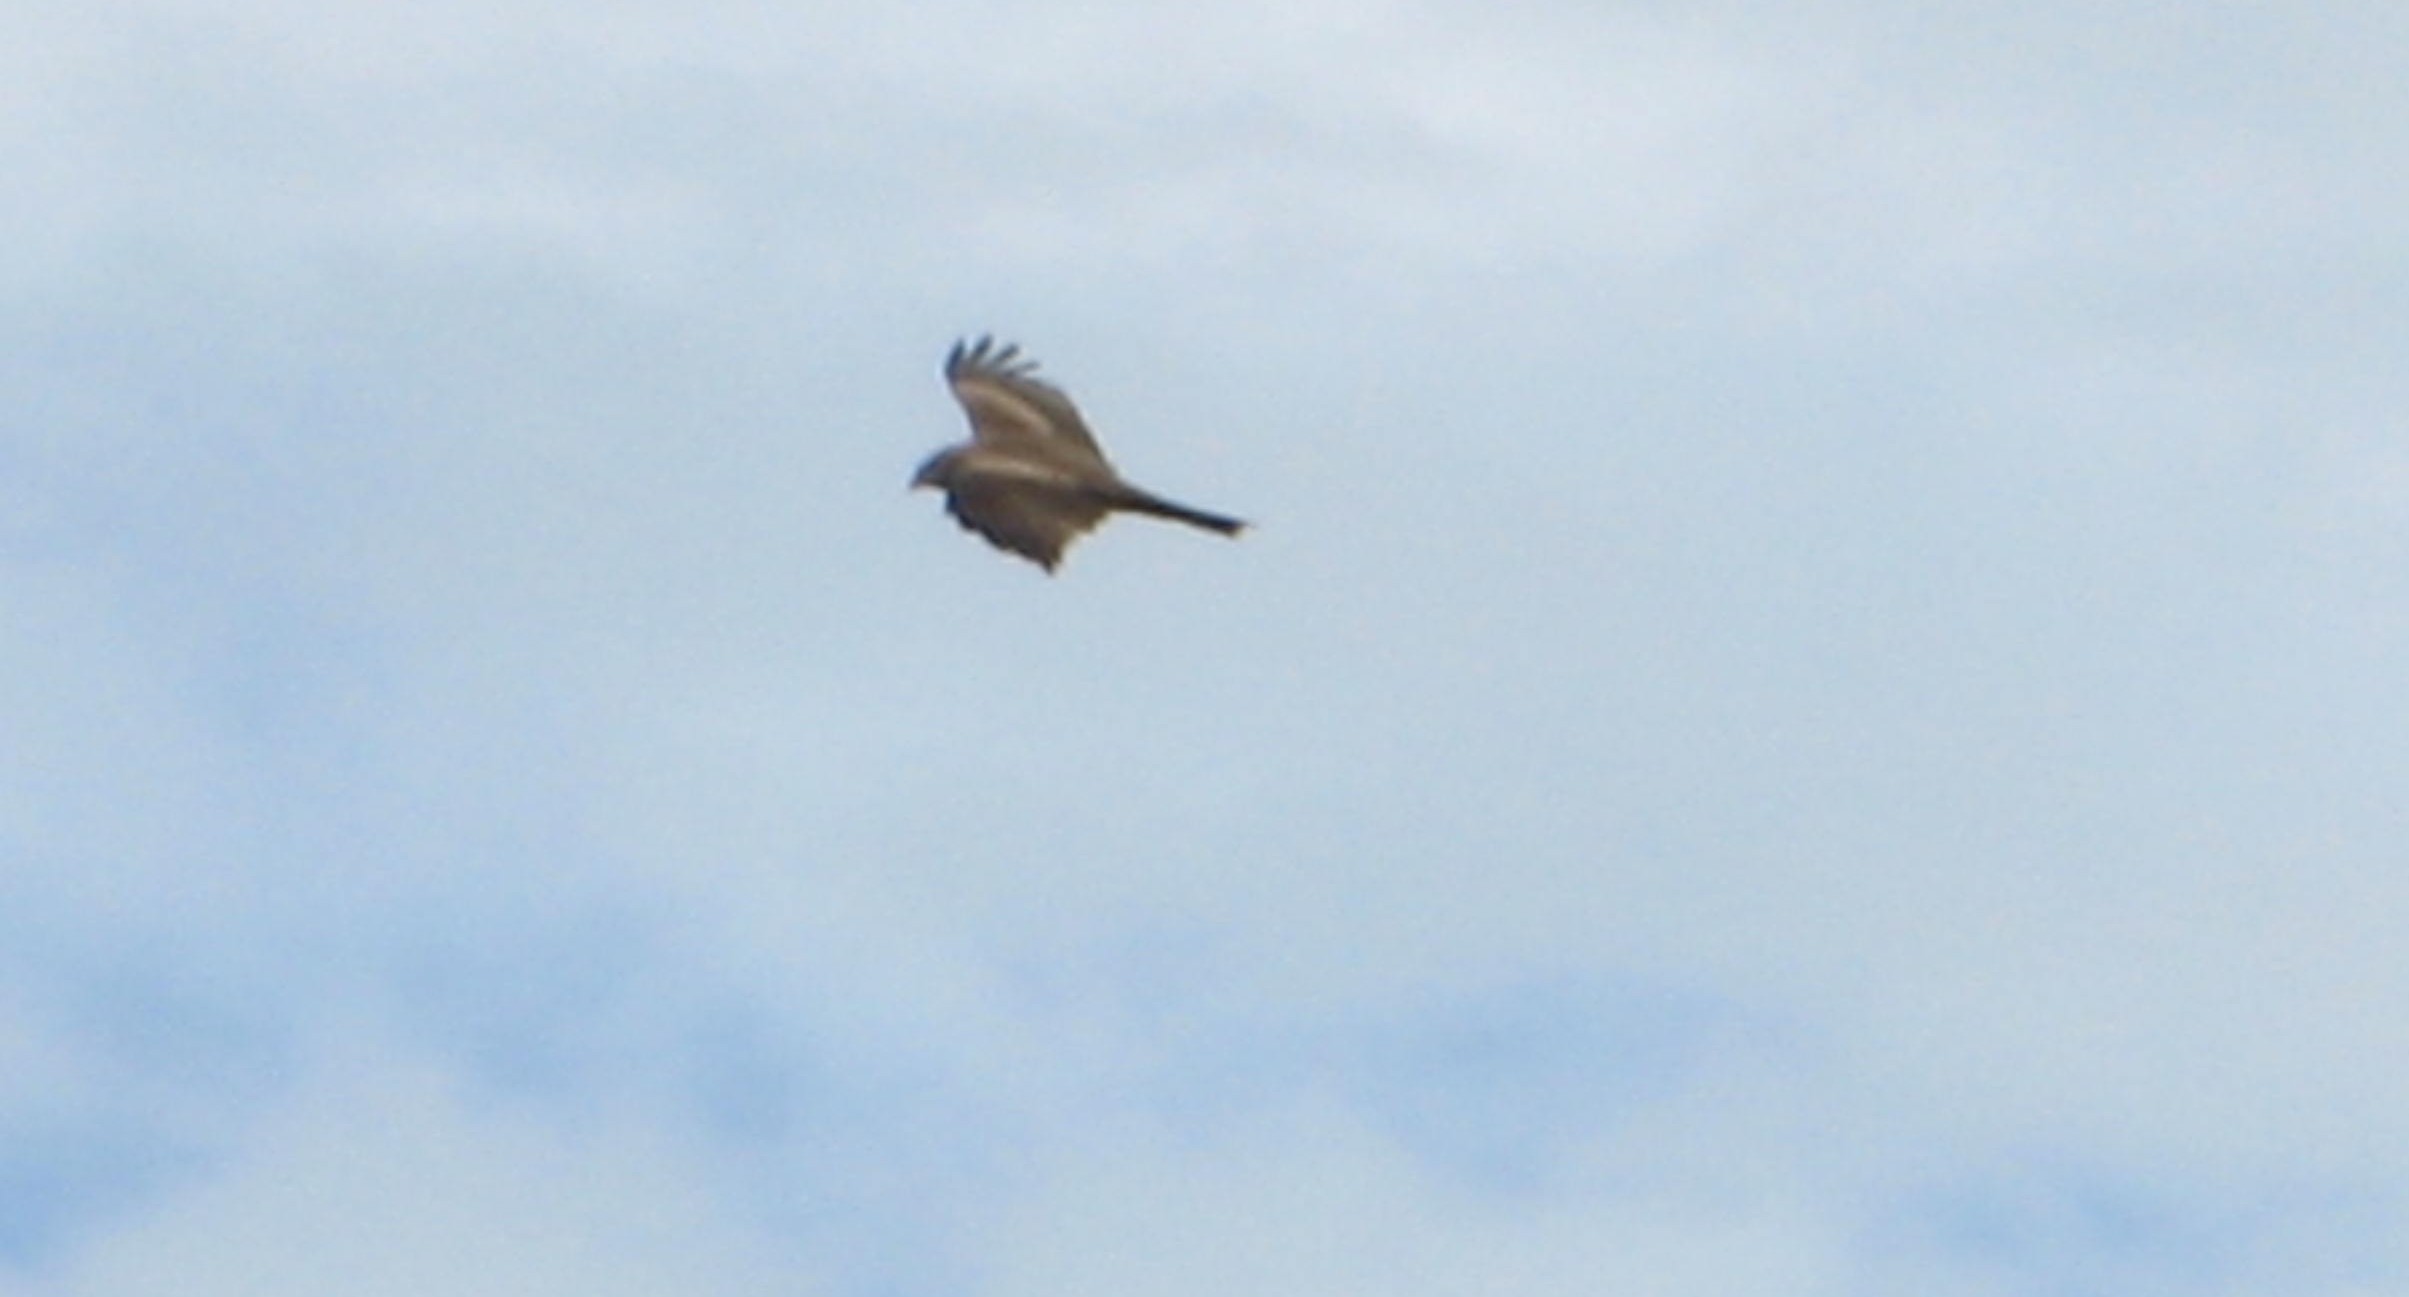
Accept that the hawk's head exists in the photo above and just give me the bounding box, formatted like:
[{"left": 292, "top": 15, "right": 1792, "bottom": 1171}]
[{"left": 910, "top": 448, "right": 960, "bottom": 491}]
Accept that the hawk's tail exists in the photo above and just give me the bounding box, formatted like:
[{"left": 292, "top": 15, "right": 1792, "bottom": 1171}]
[{"left": 1110, "top": 488, "right": 1247, "bottom": 537}]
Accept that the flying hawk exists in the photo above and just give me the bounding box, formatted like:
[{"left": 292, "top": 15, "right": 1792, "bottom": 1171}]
[{"left": 912, "top": 336, "right": 1245, "bottom": 572}]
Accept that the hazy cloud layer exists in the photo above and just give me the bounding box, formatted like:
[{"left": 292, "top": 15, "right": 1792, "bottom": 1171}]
[{"left": 4, "top": 1, "right": 2406, "bottom": 1293}]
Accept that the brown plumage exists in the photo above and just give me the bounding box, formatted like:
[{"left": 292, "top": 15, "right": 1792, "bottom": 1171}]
[{"left": 911, "top": 336, "right": 1245, "bottom": 572}]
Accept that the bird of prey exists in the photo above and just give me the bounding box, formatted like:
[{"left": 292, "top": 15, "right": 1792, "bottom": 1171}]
[{"left": 912, "top": 336, "right": 1245, "bottom": 572}]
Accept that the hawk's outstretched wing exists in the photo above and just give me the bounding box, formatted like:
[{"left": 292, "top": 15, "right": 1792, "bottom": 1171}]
[{"left": 944, "top": 336, "right": 1108, "bottom": 466}]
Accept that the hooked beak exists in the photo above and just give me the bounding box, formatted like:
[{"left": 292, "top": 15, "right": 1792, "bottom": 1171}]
[{"left": 909, "top": 452, "right": 949, "bottom": 491}]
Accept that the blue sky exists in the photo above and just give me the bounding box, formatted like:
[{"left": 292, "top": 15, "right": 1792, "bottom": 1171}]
[{"left": 3, "top": 0, "right": 2406, "bottom": 1292}]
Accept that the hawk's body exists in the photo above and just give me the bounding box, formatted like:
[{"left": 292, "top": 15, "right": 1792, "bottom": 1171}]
[{"left": 913, "top": 337, "right": 1245, "bottom": 572}]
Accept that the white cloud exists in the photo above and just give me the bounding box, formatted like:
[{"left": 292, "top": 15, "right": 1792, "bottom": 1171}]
[
  {"left": 5, "top": 1033, "right": 795, "bottom": 1297},
  {"left": 975, "top": 1098, "right": 1843, "bottom": 1297}
]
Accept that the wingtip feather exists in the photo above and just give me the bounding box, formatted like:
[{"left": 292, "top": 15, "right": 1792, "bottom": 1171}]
[{"left": 945, "top": 334, "right": 1042, "bottom": 384}]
